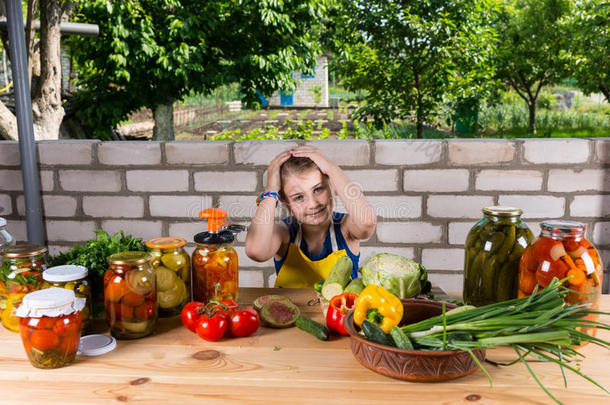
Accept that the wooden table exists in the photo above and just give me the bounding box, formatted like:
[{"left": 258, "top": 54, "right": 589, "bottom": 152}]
[{"left": 0, "top": 288, "right": 608, "bottom": 404}]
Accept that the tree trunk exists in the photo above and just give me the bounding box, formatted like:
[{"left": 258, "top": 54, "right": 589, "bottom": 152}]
[
  {"left": 416, "top": 98, "right": 424, "bottom": 139},
  {"left": 0, "top": 101, "right": 18, "bottom": 140},
  {"left": 32, "top": 0, "right": 65, "bottom": 140},
  {"left": 527, "top": 100, "right": 537, "bottom": 135},
  {"left": 25, "top": 0, "right": 38, "bottom": 87},
  {"left": 600, "top": 85, "right": 610, "bottom": 104},
  {"left": 152, "top": 101, "right": 175, "bottom": 140}
]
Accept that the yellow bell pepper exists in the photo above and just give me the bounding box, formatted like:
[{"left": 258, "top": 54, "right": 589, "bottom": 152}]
[{"left": 353, "top": 285, "right": 403, "bottom": 333}]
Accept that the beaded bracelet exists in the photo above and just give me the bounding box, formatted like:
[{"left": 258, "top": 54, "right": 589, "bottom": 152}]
[{"left": 256, "top": 191, "right": 280, "bottom": 207}]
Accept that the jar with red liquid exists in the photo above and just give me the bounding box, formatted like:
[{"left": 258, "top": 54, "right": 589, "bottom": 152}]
[
  {"left": 104, "top": 252, "right": 157, "bottom": 339},
  {"left": 192, "top": 209, "right": 241, "bottom": 304},
  {"left": 518, "top": 221, "right": 603, "bottom": 334},
  {"left": 16, "top": 287, "right": 85, "bottom": 369}
]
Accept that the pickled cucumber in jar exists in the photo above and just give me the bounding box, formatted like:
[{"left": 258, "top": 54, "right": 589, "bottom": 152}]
[
  {"left": 463, "top": 207, "right": 533, "bottom": 306},
  {"left": 145, "top": 237, "right": 191, "bottom": 317}
]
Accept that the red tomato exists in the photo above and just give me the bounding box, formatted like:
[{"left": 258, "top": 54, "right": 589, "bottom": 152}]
[
  {"left": 53, "top": 316, "right": 81, "bottom": 337},
  {"left": 58, "top": 334, "right": 80, "bottom": 354},
  {"left": 215, "top": 299, "right": 239, "bottom": 318},
  {"left": 134, "top": 301, "right": 155, "bottom": 320},
  {"left": 105, "top": 276, "right": 129, "bottom": 302},
  {"left": 196, "top": 313, "right": 228, "bottom": 341},
  {"left": 33, "top": 316, "right": 57, "bottom": 330},
  {"left": 123, "top": 292, "right": 145, "bottom": 307},
  {"left": 31, "top": 329, "right": 60, "bottom": 350},
  {"left": 181, "top": 301, "right": 204, "bottom": 332},
  {"left": 229, "top": 309, "right": 259, "bottom": 337}
]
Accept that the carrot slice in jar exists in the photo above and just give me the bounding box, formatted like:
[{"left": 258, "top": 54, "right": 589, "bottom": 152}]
[
  {"left": 566, "top": 268, "right": 586, "bottom": 286},
  {"left": 519, "top": 268, "right": 538, "bottom": 295}
]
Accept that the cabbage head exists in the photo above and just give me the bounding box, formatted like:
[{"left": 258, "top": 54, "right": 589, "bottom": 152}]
[{"left": 360, "top": 253, "right": 428, "bottom": 299}]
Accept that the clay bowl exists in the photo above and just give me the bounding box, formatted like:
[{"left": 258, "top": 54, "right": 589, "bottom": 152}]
[{"left": 344, "top": 298, "right": 485, "bottom": 382}]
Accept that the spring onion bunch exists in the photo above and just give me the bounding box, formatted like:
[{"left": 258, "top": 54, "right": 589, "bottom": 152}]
[{"left": 397, "top": 278, "right": 610, "bottom": 405}]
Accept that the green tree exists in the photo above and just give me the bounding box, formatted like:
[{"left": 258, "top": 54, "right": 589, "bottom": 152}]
[
  {"left": 70, "top": 0, "right": 328, "bottom": 140},
  {"left": 569, "top": 0, "right": 609, "bottom": 102},
  {"left": 494, "top": 0, "right": 573, "bottom": 134},
  {"left": 326, "top": 0, "right": 498, "bottom": 138}
]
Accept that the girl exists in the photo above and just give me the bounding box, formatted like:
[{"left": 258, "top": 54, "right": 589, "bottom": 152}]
[{"left": 245, "top": 146, "right": 376, "bottom": 288}]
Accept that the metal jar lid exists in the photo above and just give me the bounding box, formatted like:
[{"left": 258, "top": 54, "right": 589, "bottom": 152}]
[
  {"left": 1, "top": 243, "right": 48, "bottom": 258},
  {"left": 107, "top": 251, "right": 152, "bottom": 266},
  {"left": 482, "top": 206, "right": 523, "bottom": 217},
  {"left": 145, "top": 237, "right": 186, "bottom": 249}
]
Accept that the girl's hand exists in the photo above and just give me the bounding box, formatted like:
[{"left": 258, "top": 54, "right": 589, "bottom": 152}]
[
  {"left": 290, "top": 146, "right": 337, "bottom": 175},
  {"left": 265, "top": 151, "right": 291, "bottom": 192}
]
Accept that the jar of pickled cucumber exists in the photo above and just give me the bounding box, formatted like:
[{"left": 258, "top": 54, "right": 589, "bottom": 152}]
[
  {"left": 192, "top": 209, "right": 239, "bottom": 304},
  {"left": 146, "top": 237, "right": 191, "bottom": 317},
  {"left": 16, "top": 287, "right": 85, "bottom": 369},
  {"left": 104, "top": 252, "right": 156, "bottom": 339},
  {"left": 0, "top": 244, "right": 48, "bottom": 332},
  {"left": 42, "top": 265, "right": 92, "bottom": 335},
  {"left": 518, "top": 221, "right": 603, "bottom": 336},
  {"left": 463, "top": 207, "right": 533, "bottom": 306}
]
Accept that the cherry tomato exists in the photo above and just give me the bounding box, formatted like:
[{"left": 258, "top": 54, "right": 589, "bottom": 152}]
[
  {"left": 215, "top": 299, "right": 239, "bottom": 318},
  {"left": 58, "top": 334, "right": 80, "bottom": 354},
  {"left": 196, "top": 313, "right": 228, "bottom": 341},
  {"left": 181, "top": 301, "right": 204, "bottom": 332},
  {"left": 31, "top": 329, "right": 60, "bottom": 350},
  {"left": 105, "top": 276, "right": 129, "bottom": 302},
  {"left": 33, "top": 316, "right": 57, "bottom": 330},
  {"left": 229, "top": 308, "right": 259, "bottom": 337},
  {"left": 53, "top": 315, "right": 81, "bottom": 337},
  {"left": 134, "top": 301, "right": 155, "bottom": 320},
  {"left": 123, "top": 292, "right": 145, "bottom": 307}
]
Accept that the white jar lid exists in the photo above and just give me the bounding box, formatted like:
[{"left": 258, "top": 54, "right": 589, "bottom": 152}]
[
  {"left": 43, "top": 265, "right": 88, "bottom": 282},
  {"left": 0, "top": 217, "right": 6, "bottom": 227},
  {"left": 78, "top": 334, "right": 117, "bottom": 356},
  {"left": 16, "top": 287, "right": 86, "bottom": 318}
]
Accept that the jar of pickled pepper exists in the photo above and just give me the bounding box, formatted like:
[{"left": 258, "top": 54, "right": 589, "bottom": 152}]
[
  {"left": 146, "top": 237, "right": 191, "bottom": 317},
  {"left": 0, "top": 244, "right": 48, "bottom": 332},
  {"left": 42, "top": 265, "right": 93, "bottom": 335},
  {"left": 463, "top": 207, "right": 534, "bottom": 306},
  {"left": 518, "top": 221, "right": 603, "bottom": 335},
  {"left": 104, "top": 252, "right": 157, "bottom": 339},
  {"left": 192, "top": 209, "right": 239, "bottom": 304},
  {"left": 16, "top": 287, "right": 85, "bottom": 369}
]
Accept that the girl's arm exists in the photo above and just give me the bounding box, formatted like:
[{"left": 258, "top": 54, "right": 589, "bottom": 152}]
[
  {"left": 290, "top": 146, "right": 376, "bottom": 240},
  {"left": 245, "top": 151, "right": 291, "bottom": 262}
]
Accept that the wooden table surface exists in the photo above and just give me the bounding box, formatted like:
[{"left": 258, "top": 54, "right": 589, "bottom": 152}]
[{"left": 0, "top": 288, "right": 608, "bottom": 405}]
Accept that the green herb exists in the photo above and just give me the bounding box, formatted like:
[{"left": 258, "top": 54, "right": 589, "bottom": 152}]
[
  {"left": 51, "top": 230, "right": 145, "bottom": 315},
  {"left": 273, "top": 346, "right": 281, "bottom": 351},
  {"left": 386, "top": 278, "right": 610, "bottom": 405}
]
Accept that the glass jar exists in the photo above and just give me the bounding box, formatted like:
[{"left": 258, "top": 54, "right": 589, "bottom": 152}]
[
  {"left": 0, "top": 244, "right": 48, "bottom": 332},
  {"left": 16, "top": 287, "right": 85, "bottom": 369},
  {"left": 0, "top": 217, "right": 15, "bottom": 252},
  {"left": 104, "top": 251, "right": 157, "bottom": 339},
  {"left": 146, "top": 237, "right": 191, "bottom": 317},
  {"left": 192, "top": 243, "right": 238, "bottom": 304},
  {"left": 463, "top": 207, "right": 533, "bottom": 306},
  {"left": 42, "top": 265, "right": 92, "bottom": 335},
  {"left": 518, "top": 221, "right": 603, "bottom": 335}
]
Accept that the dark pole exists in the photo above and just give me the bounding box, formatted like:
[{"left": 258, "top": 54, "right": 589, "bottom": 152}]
[{"left": 5, "top": 0, "right": 44, "bottom": 244}]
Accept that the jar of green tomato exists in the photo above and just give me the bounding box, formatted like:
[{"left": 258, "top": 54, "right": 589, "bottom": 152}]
[
  {"left": 42, "top": 265, "right": 93, "bottom": 335},
  {"left": 463, "top": 207, "right": 533, "bottom": 306}
]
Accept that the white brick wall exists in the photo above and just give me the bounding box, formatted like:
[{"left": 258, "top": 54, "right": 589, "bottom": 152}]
[
  {"left": 83, "top": 196, "right": 144, "bottom": 218},
  {"left": 523, "top": 139, "right": 590, "bottom": 164},
  {"left": 428, "top": 195, "right": 495, "bottom": 218},
  {"left": 376, "top": 222, "right": 442, "bottom": 244},
  {"left": 592, "top": 222, "right": 610, "bottom": 246},
  {"left": 46, "top": 220, "right": 97, "bottom": 242},
  {"left": 0, "top": 194, "right": 12, "bottom": 216},
  {"left": 359, "top": 246, "right": 416, "bottom": 262},
  {"left": 234, "top": 141, "right": 299, "bottom": 165},
  {"left": 38, "top": 141, "right": 94, "bottom": 165},
  {"left": 98, "top": 142, "right": 161, "bottom": 165},
  {"left": 421, "top": 248, "right": 465, "bottom": 271},
  {"left": 101, "top": 220, "right": 163, "bottom": 242},
  {"left": 165, "top": 141, "right": 229, "bottom": 165},
  {"left": 476, "top": 170, "right": 543, "bottom": 191},
  {"left": 595, "top": 139, "right": 609, "bottom": 162},
  {"left": 367, "top": 196, "right": 422, "bottom": 219},
  {"left": 344, "top": 169, "right": 399, "bottom": 191},
  {"left": 570, "top": 195, "right": 610, "bottom": 217},
  {"left": 1, "top": 170, "right": 54, "bottom": 191},
  {"left": 448, "top": 140, "right": 515, "bottom": 164},
  {"left": 218, "top": 195, "right": 258, "bottom": 219},
  {"left": 309, "top": 140, "right": 370, "bottom": 166},
  {"left": 17, "top": 195, "right": 77, "bottom": 217},
  {"left": 0, "top": 142, "right": 20, "bottom": 166},
  {"left": 498, "top": 195, "right": 565, "bottom": 218},
  {"left": 127, "top": 170, "right": 189, "bottom": 192},
  {"left": 149, "top": 195, "right": 212, "bottom": 218},
  {"left": 59, "top": 170, "right": 121, "bottom": 192},
  {"left": 375, "top": 140, "right": 442, "bottom": 165},
  {"left": 404, "top": 169, "right": 469, "bottom": 192},
  {"left": 448, "top": 222, "right": 475, "bottom": 245},
  {"left": 547, "top": 169, "right": 607, "bottom": 192},
  {"left": 194, "top": 171, "right": 257, "bottom": 192}
]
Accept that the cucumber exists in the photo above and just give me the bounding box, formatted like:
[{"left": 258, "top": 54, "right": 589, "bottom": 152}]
[
  {"left": 253, "top": 295, "right": 291, "bottom": 312},
  {"left": 313, "top": 280, "right": 324, "bottom": 293},
  {"left": 343, "top": 278, "right": 365, "bottom": 295},
  {"left": 362, "top": 320, "right": 394, "bottom": 347},
  {"left": 390, "top": 326, "right": 413, "bottom": 350},
  {"left": 321, "top": 256, "right": 353, "bottom": 300},
  {"left": 295, "top": 316, "right": 329, "bottom": 341}
]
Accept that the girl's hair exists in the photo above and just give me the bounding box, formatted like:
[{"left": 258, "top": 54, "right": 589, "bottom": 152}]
[{"left": 279, "top": 156, "right": 327, "bottom": 202}]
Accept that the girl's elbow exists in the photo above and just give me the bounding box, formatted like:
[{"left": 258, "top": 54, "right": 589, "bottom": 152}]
[{"left": 245, "top": 243, "right": 271, "bottom": 262}]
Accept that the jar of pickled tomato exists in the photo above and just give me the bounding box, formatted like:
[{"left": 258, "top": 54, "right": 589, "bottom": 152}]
[
  {"left": 518, "top": 220, "right": 603, "bottom": 335},
  {"left": 104, "top": 251, "right": 157, "bottom": 339},
  {"left": 146, "top": 237, "right": 191, "bottom": 317},
  {"left": 0, "top": 244, "right": 48, "bottom": 332},
  {"left": 192, "top": 209, "right": 238, "bottom": 304},
  {"left": 16, "top": 287, "right": 85, "bottom": 369},
  {"left": 42, "top": 265, "right": 93, "bottom": 335}
]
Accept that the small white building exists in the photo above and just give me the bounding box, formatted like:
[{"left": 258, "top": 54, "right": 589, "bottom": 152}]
[{"left": 261, "top": 56, "right": 328, "bottom": 108}]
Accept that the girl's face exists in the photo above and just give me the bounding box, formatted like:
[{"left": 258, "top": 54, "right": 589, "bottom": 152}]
[{"left": 282, "top": 168, "right": 332, "bottom": 226}]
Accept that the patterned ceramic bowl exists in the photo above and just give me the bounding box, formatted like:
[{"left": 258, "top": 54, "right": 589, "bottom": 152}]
[{"left": 344, "top": 298, "right": 486, "bottom": 382}]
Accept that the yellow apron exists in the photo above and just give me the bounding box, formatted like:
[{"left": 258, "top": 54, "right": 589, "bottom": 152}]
[{"left": 274, "top": 224, "right": 347, "bottom": 289}]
